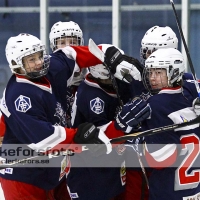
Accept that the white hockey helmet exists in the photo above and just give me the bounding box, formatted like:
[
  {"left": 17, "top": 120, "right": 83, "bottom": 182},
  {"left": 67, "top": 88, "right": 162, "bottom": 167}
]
[
  {"left": 143, "top": 48, "right": 185, "bottom": 94},
  {"left": 89, "top": 64, "right": 110, "bottom": 79},
  {"left": 49, "top": 21, "right": 84, "bottom": 51},
  {"left": 5, "top": 33, "right": 50, "bottom": 79},
  {"left": 140, "top": 26, "right": 178, "bottom": 65}
]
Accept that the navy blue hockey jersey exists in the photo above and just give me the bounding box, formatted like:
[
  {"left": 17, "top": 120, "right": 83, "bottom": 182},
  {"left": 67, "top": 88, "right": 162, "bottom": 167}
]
[
  {"left": 0, "top": 75, "right": 73, "bottom": 190},
  {"left": 48, "top": 50, "right": 77, "bottom": 114},
  {"left": 68, "top": 75, "right": 126, "bottom": 199},
  {"left": 143, "top": 81, "right": 200, "bottom": 200}
]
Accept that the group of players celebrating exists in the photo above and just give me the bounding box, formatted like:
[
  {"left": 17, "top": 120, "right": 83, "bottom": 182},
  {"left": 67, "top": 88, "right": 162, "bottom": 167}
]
[{"left": 0, "top": 20, "right": 200, "bottom": 200}]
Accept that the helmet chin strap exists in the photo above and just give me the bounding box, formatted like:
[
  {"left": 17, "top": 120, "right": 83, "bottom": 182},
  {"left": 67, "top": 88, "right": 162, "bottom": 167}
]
[{"left": 10, "top": 64, "right": 26, "bottom": 76}]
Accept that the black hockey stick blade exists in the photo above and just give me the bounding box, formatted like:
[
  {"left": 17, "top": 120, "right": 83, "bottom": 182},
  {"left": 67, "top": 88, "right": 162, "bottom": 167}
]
[{"left": 110, "top": 115, "right": 200, "bottom": 143}]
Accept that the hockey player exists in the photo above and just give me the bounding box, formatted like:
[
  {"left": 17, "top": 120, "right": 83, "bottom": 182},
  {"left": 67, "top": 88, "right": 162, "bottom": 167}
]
[
  {"left": 129, "top": 25, "right": 179, "bottom": 99},
  {"left": 49, "top": 20, "right": 87, "bottom": 91},
  {"left": 116, "top": 48, "right": 200, "bottom": 199},
  {"left": 0, "top": 33, "right": 133, "bottom": 200},
  {"left": 132, "top": 25, "right": 194, "bottom": 98},
  {"left": 48, "top": 21, "right": 87, "bottom": 127},
  {"left": 67, "top": 56, "right": 150, "bottom": 199},
  {"left": 123, "top": 25, "right": 200, "bottom": 200},
  {"left": 122, "top": 25, "right": 180, "bottom": 200},
  {"left": 68, "top": 63, "right": 126, "bottom": 199}
]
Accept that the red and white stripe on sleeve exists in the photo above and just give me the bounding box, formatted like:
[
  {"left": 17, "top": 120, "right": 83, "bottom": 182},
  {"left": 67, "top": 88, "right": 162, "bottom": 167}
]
[
  {"left": 144, "top": 142, "right": 177, "bottom": 169},
  {"left": 61, "top": 45, "right": 103, "bottom": 69},
  {"left": 98, "top": 121, "right": 125, "bottom": 146},
  {"left": 27, "top": 126, "right": 82, "bottom": 154}
]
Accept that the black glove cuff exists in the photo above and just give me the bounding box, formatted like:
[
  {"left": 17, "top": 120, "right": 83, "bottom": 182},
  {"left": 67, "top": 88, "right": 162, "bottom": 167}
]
[{"left": 74, "top": 122, "right": 96, "bottom": 144}]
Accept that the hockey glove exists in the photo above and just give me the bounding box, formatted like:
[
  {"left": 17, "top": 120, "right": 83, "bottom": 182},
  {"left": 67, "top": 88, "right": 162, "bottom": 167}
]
[
  {"left": 115, "top": 98, "right": 151, "bottom": 134},
  {"left": 104, "top": 46, "right": 142, "bottom": 83},
  {"left": 193, "top": 97, "right": 200, "bottom": 116},
  {"left": 74, "top": 122, "right": 112, "bottom": 155}
]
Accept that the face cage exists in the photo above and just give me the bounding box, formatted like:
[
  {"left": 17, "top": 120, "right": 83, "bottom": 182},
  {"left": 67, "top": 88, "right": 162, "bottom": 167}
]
[
  {"left": 52, "top": 35, "right": 84, "bottom": 51},
  {"left": 26, "top": 55, "right": 50, "bottom": 79},
  {"left": 142, "top": 67, "right": 169, "bottom": 95},
  {"left": 140, "top": 47, "right": 157, "bottom": 66},
  {"left": 16, "top": 46, "right": 50, "bottom": 79}
]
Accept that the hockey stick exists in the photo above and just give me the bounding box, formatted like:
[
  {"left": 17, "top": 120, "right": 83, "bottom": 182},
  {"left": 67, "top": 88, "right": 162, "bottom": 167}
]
[
  {"left": 110, "top": 114, "right": 200, "bottom": 143},
  {"left": 2, "top": 116, "right": 200, "bottom": 170},
  {"left": 88, "top": 38, "right": 123, "bottom": 107},
  {"left": 170, "top": 0, "right": 200, "bottom": 97}
]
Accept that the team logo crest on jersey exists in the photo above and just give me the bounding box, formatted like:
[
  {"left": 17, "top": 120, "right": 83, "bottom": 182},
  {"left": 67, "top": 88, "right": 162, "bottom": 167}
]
[
  {"left": 14, "top": 95, "right": 32, "bottom": 113},
  {"left": 90, "top": 97, "right": 104, "bottom": 114},
  {"left": 54, "top": 102, "right": 67, "bottom": 126}
]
